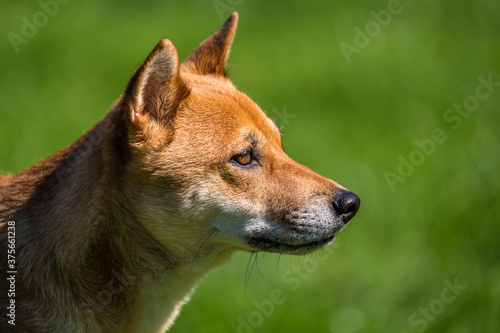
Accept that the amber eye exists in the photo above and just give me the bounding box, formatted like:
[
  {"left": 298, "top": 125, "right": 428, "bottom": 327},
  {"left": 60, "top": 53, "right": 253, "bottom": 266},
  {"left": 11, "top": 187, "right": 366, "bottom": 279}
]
[
  {"left": 232, "top": 150, "right": 255, "bottom": 167},
  {"left": 235, "top": 151, "right": 252, "bottom": 165}
]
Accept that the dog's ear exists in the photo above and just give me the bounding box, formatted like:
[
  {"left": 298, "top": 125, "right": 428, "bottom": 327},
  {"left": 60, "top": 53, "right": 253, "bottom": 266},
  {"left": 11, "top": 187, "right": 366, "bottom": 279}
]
[
  {"left": 124, "top": 39, "right": 190, "bottom": 137},
  {"left": 181, "top": 12, "right": 238, "bottom": 76}
]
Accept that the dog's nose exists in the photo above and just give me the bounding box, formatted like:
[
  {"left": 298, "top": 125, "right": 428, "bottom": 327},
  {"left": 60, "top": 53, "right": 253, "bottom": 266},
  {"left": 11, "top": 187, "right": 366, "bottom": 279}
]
[{"left": 333, "top": 191, "right": 360, "bottom": 223}]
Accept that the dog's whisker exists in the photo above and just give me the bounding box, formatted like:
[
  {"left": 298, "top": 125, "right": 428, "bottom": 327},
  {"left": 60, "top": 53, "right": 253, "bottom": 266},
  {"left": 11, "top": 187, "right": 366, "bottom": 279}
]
[
  {"left": 254, "top": 252, "right": 269, "bottom": 283},
  {"left": 244, "top": 252, "right": 258, "bottom": 297},
  {"left": 244, "top": 252, "right": 253, "bottom": 298},
  {"left": 191, "top": 229, "right": 219, "bottom": 264},
  {"left": 276, "top": 254, "right": 282, "bottom": 279},
  {"left": 188, "top": 228, "right": 217, "bottom": 251}
]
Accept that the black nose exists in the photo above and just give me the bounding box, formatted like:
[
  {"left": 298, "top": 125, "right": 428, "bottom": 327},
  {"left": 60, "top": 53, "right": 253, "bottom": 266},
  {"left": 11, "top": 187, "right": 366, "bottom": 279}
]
[{"left": 333, "top": 191, "right": 360, "bottom": 224}]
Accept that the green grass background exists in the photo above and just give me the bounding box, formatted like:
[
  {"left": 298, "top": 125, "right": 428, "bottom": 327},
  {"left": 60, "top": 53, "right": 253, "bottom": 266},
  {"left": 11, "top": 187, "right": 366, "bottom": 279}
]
[{"left": 1, "top": 0, "right": 499, "bottom": 332}]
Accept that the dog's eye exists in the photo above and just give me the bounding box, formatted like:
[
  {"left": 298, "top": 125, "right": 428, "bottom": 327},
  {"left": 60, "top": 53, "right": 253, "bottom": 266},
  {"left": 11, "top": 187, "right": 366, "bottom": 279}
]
[
  {"left": 231, "top": 150, "right": 254, "bottom": 167},
  {"left": 234, "top": 152, "right": 252, "bottom": 166}
]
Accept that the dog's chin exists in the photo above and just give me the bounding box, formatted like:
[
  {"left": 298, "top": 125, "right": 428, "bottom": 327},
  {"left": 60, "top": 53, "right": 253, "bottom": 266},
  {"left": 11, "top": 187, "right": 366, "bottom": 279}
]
[{"left": 246, "top": 234, "right": 336, "bottom": 255}]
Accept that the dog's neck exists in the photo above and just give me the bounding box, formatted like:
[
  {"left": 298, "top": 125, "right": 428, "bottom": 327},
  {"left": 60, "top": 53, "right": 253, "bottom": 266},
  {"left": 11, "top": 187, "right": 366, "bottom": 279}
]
[{"left": 5, "top": 110, "right": 230, "bottom": 332}]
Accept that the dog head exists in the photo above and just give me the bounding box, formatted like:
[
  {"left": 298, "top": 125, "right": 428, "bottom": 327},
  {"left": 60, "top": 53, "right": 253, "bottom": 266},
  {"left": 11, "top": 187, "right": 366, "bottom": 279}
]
[{"left": 117, "top": 13, "right": 359, "bottom": 262}]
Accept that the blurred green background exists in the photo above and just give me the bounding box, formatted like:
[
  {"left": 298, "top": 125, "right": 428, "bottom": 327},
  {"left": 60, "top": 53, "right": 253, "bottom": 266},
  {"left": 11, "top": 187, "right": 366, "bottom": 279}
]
[{"left": 1, "top": 0, "right": 499, "bottom": 332}]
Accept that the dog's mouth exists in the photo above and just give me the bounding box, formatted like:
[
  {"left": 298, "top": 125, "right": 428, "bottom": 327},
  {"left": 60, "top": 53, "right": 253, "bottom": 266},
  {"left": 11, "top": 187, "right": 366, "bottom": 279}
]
[{"left": 247, "top": 234, "right": 336, "bottom": 254}]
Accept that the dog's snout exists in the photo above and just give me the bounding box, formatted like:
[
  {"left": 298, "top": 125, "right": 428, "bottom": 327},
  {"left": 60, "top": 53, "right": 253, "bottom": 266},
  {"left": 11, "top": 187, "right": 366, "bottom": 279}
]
[{"left": 333, "top": 191, "right": 360, "bottom": 223}]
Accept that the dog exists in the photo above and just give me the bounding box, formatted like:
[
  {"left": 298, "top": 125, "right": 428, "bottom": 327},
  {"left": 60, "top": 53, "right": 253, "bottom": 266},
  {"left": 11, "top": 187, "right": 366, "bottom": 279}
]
[{"left": 0, "top": 12, "right": 360, "bottom": 332}]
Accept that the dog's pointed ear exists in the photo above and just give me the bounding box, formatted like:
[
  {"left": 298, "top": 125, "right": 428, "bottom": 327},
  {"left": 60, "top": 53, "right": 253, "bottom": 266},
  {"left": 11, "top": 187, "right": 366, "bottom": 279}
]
[
  {"left": 181, "top": 12, "right": 238, "bottom": 76},
  {"left": 124, "top": 39, "right": 189, "bottom": 129}
]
